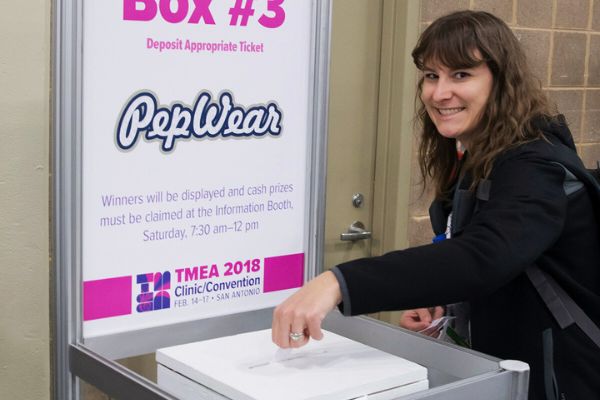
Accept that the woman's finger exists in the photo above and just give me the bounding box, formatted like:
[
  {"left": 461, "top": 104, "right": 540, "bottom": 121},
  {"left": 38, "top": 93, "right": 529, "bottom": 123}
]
[
  {"left": 289, "top": 319, "right": 308, "bottom": 348},
  {"left": 306, "top": 313, "right": 324, "bottom": 341},
  {"left": 400, "top": 309, "right": 430, "bottom": 331},
  {"left": 272, "top": 301, "right": 295, "bottom": 348},
  {"left": 416, "top": 308, "right": 433, "bottom": 324},
  {"left": 432, "top": 306, "right": 444, "bottom": 320},
  {"left": 271, "top": 271, "right": 341, "bottom": 349}
]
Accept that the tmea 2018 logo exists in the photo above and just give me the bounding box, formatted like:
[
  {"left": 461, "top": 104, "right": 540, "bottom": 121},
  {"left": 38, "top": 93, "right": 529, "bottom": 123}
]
[{"left": 136, "top": 271, "right": 171, "bottom": 312}]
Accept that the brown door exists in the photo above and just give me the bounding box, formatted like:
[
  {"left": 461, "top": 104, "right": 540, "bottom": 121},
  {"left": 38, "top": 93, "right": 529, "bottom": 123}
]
[{"left": 325, "top": 0, "right": 421, "bottom": 324}]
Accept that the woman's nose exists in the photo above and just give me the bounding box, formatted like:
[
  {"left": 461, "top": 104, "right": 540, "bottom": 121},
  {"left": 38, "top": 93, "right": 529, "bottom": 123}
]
[{"left": 432, "top": 78, "right": 452, "bottom": 102}]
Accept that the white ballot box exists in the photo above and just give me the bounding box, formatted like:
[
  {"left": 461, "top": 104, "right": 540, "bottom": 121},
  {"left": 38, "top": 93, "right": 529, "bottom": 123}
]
[{"left": 156, "top": 329, "right": 429, "bottom": 400}]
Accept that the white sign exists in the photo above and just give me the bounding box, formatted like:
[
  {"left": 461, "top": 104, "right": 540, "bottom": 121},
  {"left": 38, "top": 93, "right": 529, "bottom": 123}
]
[{"left": 81, "top": 0, "right": 314, "bottom": 338}]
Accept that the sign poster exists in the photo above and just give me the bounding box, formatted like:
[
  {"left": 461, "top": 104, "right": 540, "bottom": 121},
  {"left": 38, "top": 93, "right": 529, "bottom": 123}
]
[{"left": 82, "top": 0, "right": 314, "bottom": 338}]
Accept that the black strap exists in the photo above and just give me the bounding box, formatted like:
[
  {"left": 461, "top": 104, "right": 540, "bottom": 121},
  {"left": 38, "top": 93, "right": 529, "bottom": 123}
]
[
  {"left": 475, "top": 179, "right": 491, "bottom": 201},
  {"left": 542, "top": 328, "right": 559, "bottom": 400},
  {"left": 526, "top": 266, "right": 600, "bottom": 349},
  {"left": 471, "top": 153, "right": 600, "bottom": 349},
  {"left": 438, "top": 145, "right": 600, "bottom": 349}
]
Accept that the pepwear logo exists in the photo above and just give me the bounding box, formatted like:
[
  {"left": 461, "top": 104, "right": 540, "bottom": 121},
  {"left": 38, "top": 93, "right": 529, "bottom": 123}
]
[
  {"left": 116, "top": 90, "right": 283, "bottom": 152},
  {"left": 136, "top": 271, "right": 171, "bottom": 312}
]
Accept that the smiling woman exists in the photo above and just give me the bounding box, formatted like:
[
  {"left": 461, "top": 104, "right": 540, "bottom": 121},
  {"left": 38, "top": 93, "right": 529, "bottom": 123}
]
[
  {"left": 272, "top": 10, "right": 600, "bottom": 400},
  {"left": 412, "top": 12, "right": 555, "bottom": 197}
]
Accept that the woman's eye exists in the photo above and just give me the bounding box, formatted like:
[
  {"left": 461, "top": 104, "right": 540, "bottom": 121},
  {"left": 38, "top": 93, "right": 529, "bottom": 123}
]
[
  {"left": 454, "top": 71, "right": 470, "bottom": 79},
  {"left": 424, "top": 72, "right": 438, "bottom": 80}
]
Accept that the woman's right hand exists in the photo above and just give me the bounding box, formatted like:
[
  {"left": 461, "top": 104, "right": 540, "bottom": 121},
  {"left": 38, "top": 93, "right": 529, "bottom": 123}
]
[
  {"left": 399, "top": 307, "right": 444, "bottom": 336},
  {"left": 271, "top": 271, "right": 342, "bottom": 349}
]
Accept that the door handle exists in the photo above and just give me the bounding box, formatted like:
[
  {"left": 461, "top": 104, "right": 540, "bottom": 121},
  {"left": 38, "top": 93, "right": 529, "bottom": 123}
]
[{"left": 340, "top": 221, "right": 372, "bottom": 241}]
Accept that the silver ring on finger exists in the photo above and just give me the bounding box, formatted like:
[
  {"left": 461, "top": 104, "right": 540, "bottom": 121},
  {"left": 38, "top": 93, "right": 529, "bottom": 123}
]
[{"left": 289, "top": 331, "right": 304, "bottom": 341}]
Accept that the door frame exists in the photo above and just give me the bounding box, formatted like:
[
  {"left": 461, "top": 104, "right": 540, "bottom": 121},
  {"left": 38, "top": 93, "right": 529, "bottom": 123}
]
[{"left": 372, "top": 0, "right": 421, "bottom": 257}]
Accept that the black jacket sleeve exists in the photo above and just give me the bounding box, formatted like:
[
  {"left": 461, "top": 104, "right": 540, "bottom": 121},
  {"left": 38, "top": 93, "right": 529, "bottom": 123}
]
[{"left": 333, "top": 154, "right": 568, "bottom": 316}]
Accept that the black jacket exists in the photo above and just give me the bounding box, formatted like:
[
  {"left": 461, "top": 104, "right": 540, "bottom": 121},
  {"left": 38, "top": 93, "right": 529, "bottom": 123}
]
[{"left": 332, "top": 119, "right": 600, "bottom": 399}]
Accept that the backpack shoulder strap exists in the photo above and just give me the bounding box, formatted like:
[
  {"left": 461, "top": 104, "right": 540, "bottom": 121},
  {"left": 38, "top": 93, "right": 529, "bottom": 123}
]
[
  {"left": 526, "top": 265, "right": 600, "bottom": 348},
  {"left": 476, "top": 142, "right": 600, "bottom": 348},
  {"left": 529, "top": 145, "right": 600, "bottom": 348},
  {"left": 549, "top": 143, "right": 600, "bottom": 207}
]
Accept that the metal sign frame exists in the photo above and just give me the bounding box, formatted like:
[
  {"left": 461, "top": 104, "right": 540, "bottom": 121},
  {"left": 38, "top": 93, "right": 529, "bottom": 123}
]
[{"left": 53, "top": 1, "right": 332, "bottom": 398}]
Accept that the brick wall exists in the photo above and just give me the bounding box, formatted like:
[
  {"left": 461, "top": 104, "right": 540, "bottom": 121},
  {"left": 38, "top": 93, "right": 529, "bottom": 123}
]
[{"left": 408, "top": 0, "right": 600, "bottom": 246}]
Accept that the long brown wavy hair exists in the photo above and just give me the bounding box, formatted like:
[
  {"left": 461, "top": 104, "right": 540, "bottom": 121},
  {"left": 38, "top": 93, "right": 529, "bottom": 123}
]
[{"left": 412, "top": 10, "right": 555, "bottom": 198}]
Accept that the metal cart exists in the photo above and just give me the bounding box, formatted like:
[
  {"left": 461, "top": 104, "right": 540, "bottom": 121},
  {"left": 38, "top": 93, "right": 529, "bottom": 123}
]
[{"left": 73, "top": 308, "right": 529, "bottom": 400}]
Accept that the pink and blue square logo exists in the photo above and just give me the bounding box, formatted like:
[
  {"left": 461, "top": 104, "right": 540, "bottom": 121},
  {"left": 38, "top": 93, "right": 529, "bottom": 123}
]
[{"left": 135, "top": 271, "right": 171, "bottom": 312}]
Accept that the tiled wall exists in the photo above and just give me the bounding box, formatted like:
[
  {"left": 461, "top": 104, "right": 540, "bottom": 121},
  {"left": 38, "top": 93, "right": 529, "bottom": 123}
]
[{"left": 408, "top": 0, "right": 600, "bottom": 246}]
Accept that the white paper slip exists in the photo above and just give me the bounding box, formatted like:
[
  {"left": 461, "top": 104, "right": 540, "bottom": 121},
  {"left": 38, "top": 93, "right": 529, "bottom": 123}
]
[{"left": 156, "top": 329, "right": 429, "bottom": 400}]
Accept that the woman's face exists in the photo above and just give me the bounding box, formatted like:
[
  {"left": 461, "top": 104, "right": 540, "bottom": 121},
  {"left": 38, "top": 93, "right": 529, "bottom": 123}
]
[{"left": 420, "top": 57, "right": 493, "bottom": 148}]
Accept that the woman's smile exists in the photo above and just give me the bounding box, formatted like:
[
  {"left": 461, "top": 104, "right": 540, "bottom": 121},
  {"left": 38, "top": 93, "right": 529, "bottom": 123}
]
[{"left": 435, "top": 107, "right": 466, "bottom": 116}]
